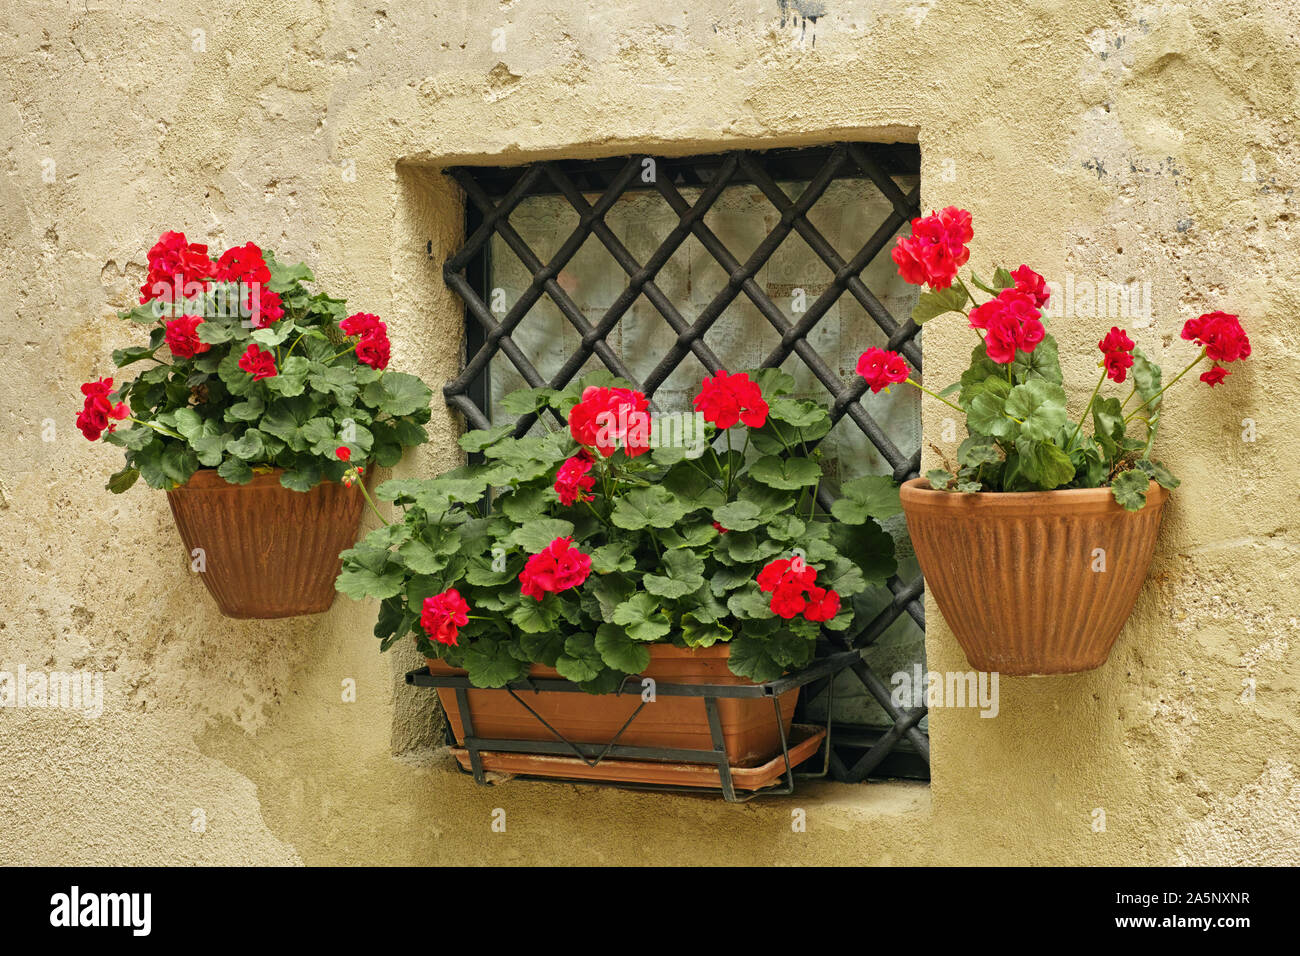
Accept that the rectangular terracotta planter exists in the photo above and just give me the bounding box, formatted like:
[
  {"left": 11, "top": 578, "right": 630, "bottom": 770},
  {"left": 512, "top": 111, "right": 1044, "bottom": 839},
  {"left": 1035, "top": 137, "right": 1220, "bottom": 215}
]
[{"left": 427, "top": 643, "right": 799, "bottom": 767}]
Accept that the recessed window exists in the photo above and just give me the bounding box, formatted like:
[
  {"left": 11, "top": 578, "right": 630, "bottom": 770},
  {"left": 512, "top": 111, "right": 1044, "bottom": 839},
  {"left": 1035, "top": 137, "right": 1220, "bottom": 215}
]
[{"left": 443, "top": 143, "right": 929, "bottom": 781}]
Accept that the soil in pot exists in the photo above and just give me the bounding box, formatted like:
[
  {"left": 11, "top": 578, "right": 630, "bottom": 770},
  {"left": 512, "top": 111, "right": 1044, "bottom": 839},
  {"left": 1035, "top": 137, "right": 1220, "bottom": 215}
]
[
  {"left": 166, "top": 468, "right": 369, "bottom": 619},
  {"left": 900, "top": 477, "right": 1169, "bottom": 675}
]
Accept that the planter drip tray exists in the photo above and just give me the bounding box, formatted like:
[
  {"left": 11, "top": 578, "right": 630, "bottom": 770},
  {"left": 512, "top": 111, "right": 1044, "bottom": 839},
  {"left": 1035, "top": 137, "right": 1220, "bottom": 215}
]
[{"left": 450, "top": 725, "right": 827, "bottom": 792}]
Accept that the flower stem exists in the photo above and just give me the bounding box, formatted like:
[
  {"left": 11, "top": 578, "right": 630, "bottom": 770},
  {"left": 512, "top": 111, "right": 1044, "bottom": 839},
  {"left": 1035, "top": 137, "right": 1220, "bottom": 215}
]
[
  {"left": 1068, "top": 369, "right": 1107, "bottom": 451},
  {"left": 905, "top": 379, "right": 963, "bottom": 413},
  {"left": 1124, "top": 349, "right": 1206, "bottom": 424},
  {"left": 353, "top": 475, "right": 389, "bottom": 526},
  {"left": 130, "top": 417, "right": 184, "bottom": 441}
]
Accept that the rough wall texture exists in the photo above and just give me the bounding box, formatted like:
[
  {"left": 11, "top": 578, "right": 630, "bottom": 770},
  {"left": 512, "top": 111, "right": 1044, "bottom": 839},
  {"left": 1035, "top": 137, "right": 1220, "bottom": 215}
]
[{"left": 1, "top": 0, "right": 1297, "bottom": 865}]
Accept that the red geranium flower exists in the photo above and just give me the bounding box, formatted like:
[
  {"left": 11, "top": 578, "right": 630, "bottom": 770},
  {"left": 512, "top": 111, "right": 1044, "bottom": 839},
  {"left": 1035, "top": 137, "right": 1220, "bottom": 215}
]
[
  {"left": 1099, "top": 326, "right": 1135, "bottom": 383},
  {"left": 1182, "top": 311, "right": 1250, "bottom": 364},
  {"left": 891, "top": 207, "right": 973, "bottom": 289},
  {"left": 568, "top": 385, "right": 651, "bottom": 458},
  {"left": 1011, "top": 265, "right": 1051, "bottom": 309},
  {"left": 757, "top": 556, "right": 836, "bottom": 622},
  {"left": 237, "top": 343, "right": 277, "bottom": 380},
  {"left": 1200, "top": 364, "right": 1230, "bottom": 387},
  {"left": 355, "top": 330, "right": 391, "bottom": 370},
  {"left": 554, "top": 452, "right": 596, "bottom": 506},
  {"left": 769, "top": 582, "right": 808, "bottom": 619},
  {"left": 420, "top": 588, "right": 470, "bottom": 647},
  {"left": 856, "top": 347, "right": 910, "bottom": 394},
  {"left": 519, "top": 537, "right": 592, "bottom": 601},
  {"left": 341, "top": 312, "right": 383, "bottom": 337},
  {"left": 212, "top": 242, "right": 272, "bottom": 286},
  {"left": 693, "top": 370, "right": 768, "bottom": 429},
  {"left": 970, "top": 289, "right": 1045, "bottom": 364},
  {"left": 712, "top": 521, "right": 728, "bottom": 535},
  {"left": 336, "top": 446, "right": 351, "bottom": 462},
  {"left": 138, "top": 231, "right": 215, "bottom": 304},
  {"left": 75, "top": 378, "right": 129, "bottom": 441},
  {"left": 163, "top": 315, "right": 210, "bottom": 359},
  {"left": 892, "top": 207, "right": 974, "bottom": 289},
  {"left": 803, "top": 586, "right": 842, "bottom": 623},
  {"left": 243, "top": 286, "right": 284, "bottom": 329}
]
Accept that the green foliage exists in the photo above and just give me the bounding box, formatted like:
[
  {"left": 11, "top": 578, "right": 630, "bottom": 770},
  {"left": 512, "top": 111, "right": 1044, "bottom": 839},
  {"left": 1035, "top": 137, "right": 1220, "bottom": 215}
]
[
  {"left": 99, "top": 246, "right": 433, "bottom": 492},
  {"left": 928, "top": 276, "right": 1180, "bottom": 496},
  {"left": 337, "top": 373, "right": 900, "bottom": 692}
]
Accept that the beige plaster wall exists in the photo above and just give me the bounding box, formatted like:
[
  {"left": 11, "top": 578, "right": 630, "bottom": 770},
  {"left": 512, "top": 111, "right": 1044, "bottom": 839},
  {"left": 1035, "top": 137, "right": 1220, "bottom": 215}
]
[{"left": 1, "top": 0, "right": 1297, "bottom": 865}]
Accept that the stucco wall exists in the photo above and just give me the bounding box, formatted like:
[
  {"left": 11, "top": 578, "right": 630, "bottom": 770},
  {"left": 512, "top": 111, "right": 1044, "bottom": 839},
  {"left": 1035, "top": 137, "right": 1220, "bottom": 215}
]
[{"left": 1, "top": 0, "right": 1297, "bottom": 865}]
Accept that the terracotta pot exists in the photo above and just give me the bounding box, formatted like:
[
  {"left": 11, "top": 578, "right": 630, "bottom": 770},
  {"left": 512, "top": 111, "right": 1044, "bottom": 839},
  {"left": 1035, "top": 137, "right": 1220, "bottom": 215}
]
[
  {"left": 166, "top": 468, "right": 368, "bottom": 619},
  {"left": 899, "top": 477, "right": 1169, "bottom": 675},
  {"left": 428, "top": 644, "right": 799, "bottom": 767}
]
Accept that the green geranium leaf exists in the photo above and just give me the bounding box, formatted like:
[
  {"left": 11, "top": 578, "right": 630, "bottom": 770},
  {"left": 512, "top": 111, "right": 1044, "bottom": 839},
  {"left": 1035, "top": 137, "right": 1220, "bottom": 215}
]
[
  {"left": 713, "top": 500, "right": 763, "bottom": 532},
  {"left": 111, "top": 345, "right": 157, "bottom": 368},
  {"left": 968, "top": 385, "right": 1019, "bottom": 440},
  {"left": 927, "top": 468, "right": 954, "bottom": 490},
  {"left": 1014, "top": 438, "right": 1075, "bottom": 490},
  {"left": 227, "top": 429, "right": 266, "bottom": 461},
  {"left": 611, "top": 486, "right": 689, "bottom": 530},
  {"left": 106, "top": 466, "right": 139, "bottom": 494},
  {"left": 767, "top": 397, "right": 827, "bottom": 428},
  {"left": 681, "top": 613, "right": 732, "bottom": 649},
  {"left": 1005, "top": 379, "right": 1069, "bottom": 441},
  {"left": 1011, "top": 335, "right": 1063, "bottom": 385},
  {"left": 726, "top": 634, "right": 785, "bottom": 683},
  {"left": 957, "top": 435, "right": 1003, "bottom": 469},
  {"left": 749, "top": 456, "right": 821, "bottom": 490},
  {"left": 643, "top": 549, "right": 705, "bottom": 599},
  {"left": 507, "top": 518, "right": 576, "bottom": 554},
  {"left": 831, "top": 474, "right": 901, "bottom": 524},
  {"left": 1137, "top": 458, "right": 1180, "bottom": 490},
  {"left": 280, "top": 464, "right": 322, "bottom": 492},
  {"left": 612, "top": 592, "right": 671, "bottom": 642},
  {"left": 373, "top": 372, "right": 433, "bottom": 417},
  {"left": 1130, "top": 347, "right": 1163, "bottom": 415},
  {"left": 508, "top": 598, "right": 558, "bottom": 633},
  {"left": 216, "top": 457, "right": 253, "bottom": 485},
  {"left": 594, "top": 624, "right": 651, "bottom": 674},
  {"left": 590, "top": 540, "right": 637, "bottom": 574},
  {"left": 459, "top": 424, "right": 515, "bottom": 453},
  {"left": 1111, "top": 468, "right": 1151, "bottom": 511},
  {"left": 912, "top": 285, "right": 968, "bottom": 323},
  {"left": 334, "top": 561, "right": 404, "bottom": 601},
  {"left": 461, "top": 638, "right": 528, "bottom": 688},
  {"left": 266, "top": 356, "right": 310, "bottom": 397},
  {"left": 556, "top": 633, "right": 605, "bottom": 683}
]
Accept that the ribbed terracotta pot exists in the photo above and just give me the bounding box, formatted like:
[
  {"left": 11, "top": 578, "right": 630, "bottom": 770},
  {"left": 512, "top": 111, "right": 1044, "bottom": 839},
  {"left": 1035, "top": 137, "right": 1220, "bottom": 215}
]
[
  {"left": 900, "top": 477, "right": 1169, "bottom": 675},
  {"left": 428, "top": 643, "right": 799, "bottom": 768},
  {"left": 166, "top": 468, "right": 368, "bottom": 619}
]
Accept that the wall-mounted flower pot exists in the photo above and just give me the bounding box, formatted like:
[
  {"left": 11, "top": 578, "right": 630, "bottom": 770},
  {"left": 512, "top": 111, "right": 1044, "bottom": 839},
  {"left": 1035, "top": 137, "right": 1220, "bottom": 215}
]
[
  {"left": 899, "top": 477, "right": 1169, "bottom": 675},
  {"left": 428, "top": 643, "right": 800, "bottom": 769},
  {"left": 166, "top": 468, "right": 368, "bottom": 619}
]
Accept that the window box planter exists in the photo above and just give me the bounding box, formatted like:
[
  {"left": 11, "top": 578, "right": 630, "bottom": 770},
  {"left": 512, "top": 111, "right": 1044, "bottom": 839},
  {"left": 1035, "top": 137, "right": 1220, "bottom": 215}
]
[
  {"left": 900, "top": 477, "right": 1170, "bottom": 675},
  {"left": 410, "top": 645, "right": 859, "bottom": 799},
  {"left": 168, "top": 468, "right": 372, "bottom": 618}
]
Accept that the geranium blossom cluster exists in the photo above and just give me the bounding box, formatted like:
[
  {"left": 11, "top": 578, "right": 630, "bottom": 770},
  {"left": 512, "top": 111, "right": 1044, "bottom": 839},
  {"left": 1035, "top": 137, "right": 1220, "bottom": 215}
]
[
  {"left": 519, "top": 536, "right": 593, "bottom": 601},
  {"left": 756, "top": 556, "right": 841, "bottom": 622},
  {"left": 339, "top": 312, "right": 391, "bottom": 371},
  {"left": 1182, "top": 310, "right": 1251, "bottom": 386},
  {"left": 969, "top": 285, "right": 1047, "bottom": 364},
  {"left": 891, "top": 206, "right": 973, "bottom": 289},
  {"left": 420, "top": 588, "right": 470, "bottom": 647},
  {"left": 141, "top": 231, "right": 285, "bottom": 332},
  {"left": 76, "top": 378, "right": 129, "bottom": 441}
]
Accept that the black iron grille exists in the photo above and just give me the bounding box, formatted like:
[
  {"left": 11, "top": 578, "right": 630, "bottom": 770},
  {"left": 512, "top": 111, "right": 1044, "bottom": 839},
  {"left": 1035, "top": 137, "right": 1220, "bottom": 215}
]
[{"left": 440, "top": 142, "right": 929, "bottom": 782}]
